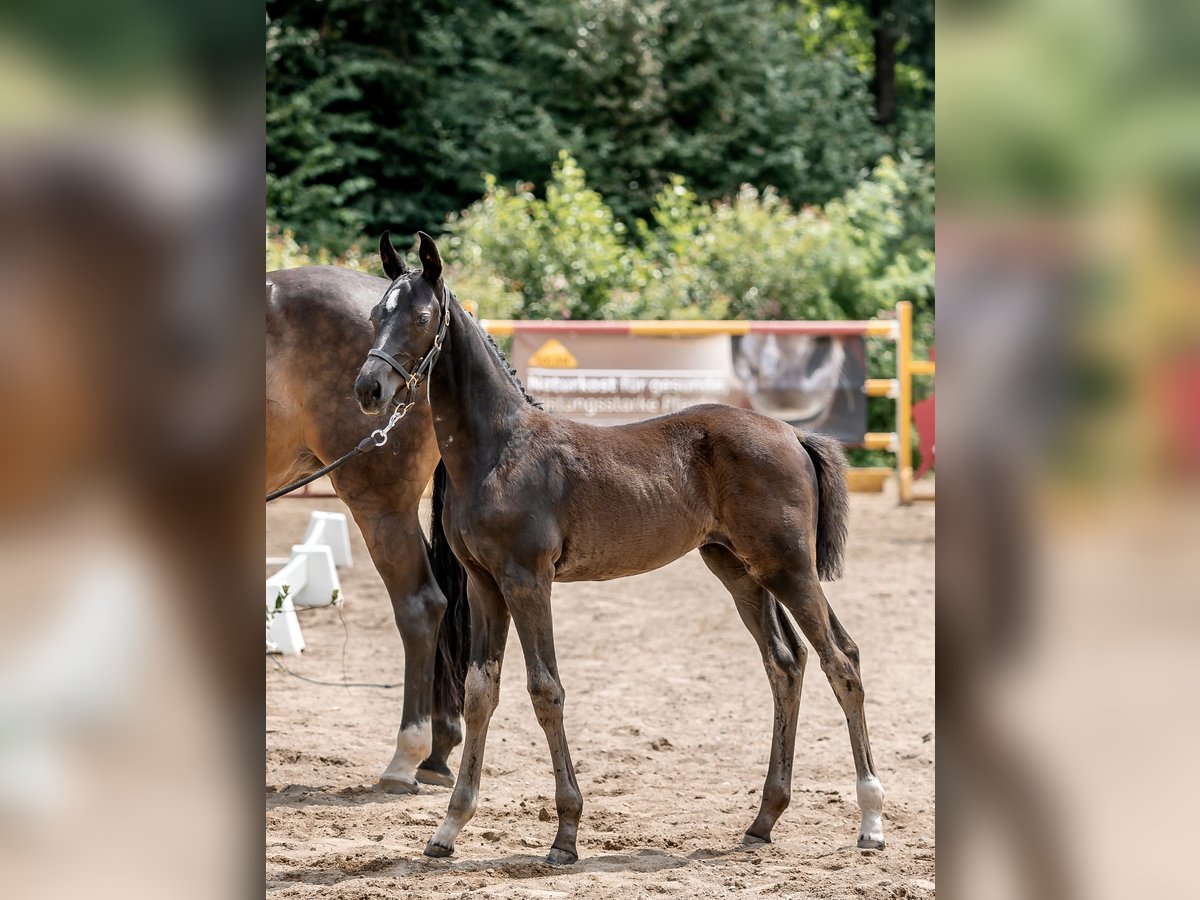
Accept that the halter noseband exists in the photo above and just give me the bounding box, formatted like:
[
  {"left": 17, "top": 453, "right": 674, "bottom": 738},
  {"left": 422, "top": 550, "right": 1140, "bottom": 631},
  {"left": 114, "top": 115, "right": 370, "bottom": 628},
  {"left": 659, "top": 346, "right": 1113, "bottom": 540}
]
[{"left": 367, "top": 281, "right": 452, "bottom": 403}]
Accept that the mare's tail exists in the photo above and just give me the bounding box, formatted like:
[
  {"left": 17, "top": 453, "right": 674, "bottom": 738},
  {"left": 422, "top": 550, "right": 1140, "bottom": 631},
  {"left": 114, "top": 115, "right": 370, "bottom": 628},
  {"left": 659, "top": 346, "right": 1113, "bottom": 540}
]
[{"left": 429, "top": 461, "right": 469, "bottom": 718}]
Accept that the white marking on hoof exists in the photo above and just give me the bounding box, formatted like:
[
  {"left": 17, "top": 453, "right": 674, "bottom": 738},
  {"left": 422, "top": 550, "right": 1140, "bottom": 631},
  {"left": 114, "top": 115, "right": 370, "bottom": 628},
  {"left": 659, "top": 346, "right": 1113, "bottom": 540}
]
[
  {"left": 426, "top": 822, "right": 459, "bottom": 858},
  {"left": 380, "top": 718, "right": 432, "bottom": 787},
  {"left": 856, "top": 774, "right": 886, "bottom": 849}
]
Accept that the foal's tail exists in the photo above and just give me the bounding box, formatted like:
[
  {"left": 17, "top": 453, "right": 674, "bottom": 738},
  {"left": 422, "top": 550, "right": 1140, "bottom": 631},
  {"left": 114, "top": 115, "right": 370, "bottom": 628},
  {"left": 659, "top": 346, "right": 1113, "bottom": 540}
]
[
  {"left": 798, "top": 432, "right": 850, "bottom": 581},
  {"left": 430, "top": 460, "right": 470, "bottom": 719}
]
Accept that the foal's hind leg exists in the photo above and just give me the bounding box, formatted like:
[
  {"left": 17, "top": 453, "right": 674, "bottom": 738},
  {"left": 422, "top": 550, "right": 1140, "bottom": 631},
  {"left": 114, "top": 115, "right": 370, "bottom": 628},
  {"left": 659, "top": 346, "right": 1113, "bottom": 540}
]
[
  {"left": 763, "top": 569, "right": 886, "bottom": 849},
  {"left": 425, "top": 573, "right": 510, "bottom": 857},
  {"left": 700, "top": 545, "right": 807, "bottom": 844}
]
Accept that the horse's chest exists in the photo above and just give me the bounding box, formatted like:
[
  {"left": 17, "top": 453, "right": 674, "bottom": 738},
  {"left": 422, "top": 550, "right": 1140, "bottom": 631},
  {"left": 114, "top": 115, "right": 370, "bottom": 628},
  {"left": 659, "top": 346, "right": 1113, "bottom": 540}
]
[{"left": 446, "top": 491, "right": 556, "bottom": 568}]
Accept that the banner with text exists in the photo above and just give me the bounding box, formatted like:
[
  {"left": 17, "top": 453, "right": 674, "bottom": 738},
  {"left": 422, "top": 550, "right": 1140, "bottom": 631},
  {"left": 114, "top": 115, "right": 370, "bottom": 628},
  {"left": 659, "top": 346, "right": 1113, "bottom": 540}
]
[{"left": 512, "top": 331, "right": 867, "bottom": 443}]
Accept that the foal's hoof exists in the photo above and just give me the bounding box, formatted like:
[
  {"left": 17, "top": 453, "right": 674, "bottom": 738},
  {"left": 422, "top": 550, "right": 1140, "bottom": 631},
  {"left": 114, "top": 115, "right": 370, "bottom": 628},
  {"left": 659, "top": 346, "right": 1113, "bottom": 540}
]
[
  {"left": 742, "top": 831, "right": 771, "bottom": 846},
  {"left": 378, "top": 774, "right": 420, "bottom": 795},
  {"left": 416, "top": 764, "right": 455, "bottom": 788},
  {"left": 423, "top": 839, "right": 454, "bottom": 858},
  {"left": 545, "top": 847, "right": 578, "bottom": 866},
  {"left": 857, "top": 834, "right": 886, "bottom": 850}
]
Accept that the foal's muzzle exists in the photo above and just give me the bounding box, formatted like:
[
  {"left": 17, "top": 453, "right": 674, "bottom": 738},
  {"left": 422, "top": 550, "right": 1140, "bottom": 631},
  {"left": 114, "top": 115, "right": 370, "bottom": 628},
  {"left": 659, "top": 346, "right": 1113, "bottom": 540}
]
[{"left": 355, "top": 360, "right": 400, "bottom": 416}]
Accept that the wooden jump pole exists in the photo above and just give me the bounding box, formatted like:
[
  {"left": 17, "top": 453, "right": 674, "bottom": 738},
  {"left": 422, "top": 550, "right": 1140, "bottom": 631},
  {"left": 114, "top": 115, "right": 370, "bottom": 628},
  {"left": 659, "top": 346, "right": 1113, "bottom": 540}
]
[{"left": 896, "top": 300, "right": 914, "bottom": 505}]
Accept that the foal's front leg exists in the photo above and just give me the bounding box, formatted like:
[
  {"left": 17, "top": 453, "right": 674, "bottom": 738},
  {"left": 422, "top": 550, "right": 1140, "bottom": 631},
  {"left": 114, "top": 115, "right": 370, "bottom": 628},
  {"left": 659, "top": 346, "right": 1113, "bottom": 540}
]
[
  {"left": 504, "top": 569, "right": 583, "bottom": 865},
  {"left": 425, "top": 574, "right": 510, "bottom": 857}
]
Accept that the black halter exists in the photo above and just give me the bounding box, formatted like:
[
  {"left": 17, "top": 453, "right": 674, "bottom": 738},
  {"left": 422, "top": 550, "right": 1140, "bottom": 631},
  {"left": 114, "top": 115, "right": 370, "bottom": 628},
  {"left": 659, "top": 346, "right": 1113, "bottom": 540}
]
[{"left": 367, "top": 282, "right": 452, "bottom": 395}]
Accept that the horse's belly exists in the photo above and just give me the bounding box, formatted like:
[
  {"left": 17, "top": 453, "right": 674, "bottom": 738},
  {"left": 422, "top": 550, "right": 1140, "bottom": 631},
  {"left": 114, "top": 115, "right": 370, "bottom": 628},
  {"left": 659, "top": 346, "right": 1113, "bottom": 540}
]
[{"left": 552, "top": 512, "right": 710, "bottom": 583}]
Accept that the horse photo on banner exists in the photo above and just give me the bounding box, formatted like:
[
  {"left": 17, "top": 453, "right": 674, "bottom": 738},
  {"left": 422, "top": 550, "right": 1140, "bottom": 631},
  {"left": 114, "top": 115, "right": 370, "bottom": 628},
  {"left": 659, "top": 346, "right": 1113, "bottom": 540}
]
[
  {"left": 731, "top": 333, "right": 867, "bottom": 443},
  {"left": 513, "top": 330, "right": 867, "bottom": 443}
]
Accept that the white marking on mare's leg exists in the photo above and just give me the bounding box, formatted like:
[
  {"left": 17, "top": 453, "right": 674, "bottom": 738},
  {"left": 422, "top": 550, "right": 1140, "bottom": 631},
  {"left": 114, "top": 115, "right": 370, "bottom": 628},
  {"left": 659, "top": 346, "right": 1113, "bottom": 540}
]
[
  {"left": 379, "top": 717, "right": 432, "bottom": 792},
  {"left": 856, "top": 775, "right": 886, "bottom": 849}
]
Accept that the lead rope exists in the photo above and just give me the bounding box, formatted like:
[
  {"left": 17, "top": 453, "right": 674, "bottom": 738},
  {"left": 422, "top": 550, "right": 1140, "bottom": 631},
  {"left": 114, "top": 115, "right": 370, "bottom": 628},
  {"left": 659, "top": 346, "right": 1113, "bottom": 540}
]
[{"left": 265, "top": 397, "right": 414, "bottom": 502}]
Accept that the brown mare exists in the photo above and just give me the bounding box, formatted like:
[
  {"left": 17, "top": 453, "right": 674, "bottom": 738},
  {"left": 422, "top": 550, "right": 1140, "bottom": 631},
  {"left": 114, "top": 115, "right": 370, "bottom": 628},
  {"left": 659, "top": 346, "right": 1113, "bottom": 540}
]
[
  {"left": 353, "top": 233, "right": 886, "bottom": 864},
  {"left": 266, "top": 266, "right": 469, "bottom": 792}
]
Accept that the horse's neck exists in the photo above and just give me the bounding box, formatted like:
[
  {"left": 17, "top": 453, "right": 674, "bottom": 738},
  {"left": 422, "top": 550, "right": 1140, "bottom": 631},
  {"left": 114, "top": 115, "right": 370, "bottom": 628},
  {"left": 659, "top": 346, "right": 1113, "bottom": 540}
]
[{"left": 429, "top": 298, "right": 528, "bottom": 482}]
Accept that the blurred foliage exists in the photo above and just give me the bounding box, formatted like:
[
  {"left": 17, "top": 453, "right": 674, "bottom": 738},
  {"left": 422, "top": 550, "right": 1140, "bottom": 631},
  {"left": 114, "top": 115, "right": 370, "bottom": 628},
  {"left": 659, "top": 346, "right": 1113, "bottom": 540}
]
[
  {"left": 794, "top": 1, "right": 934, "bottom": 143},
  {"left": 265, "top": 226, "right": 375, "bottom": 273},
  {"left": 445, "top": 153, "right": 629, "bottom": 321},
  {"left": 266, "top": 0, "right": 932, "bottom": 252},
  {"left": 445, "top": 150, "right": 933, "bottom": 322}
]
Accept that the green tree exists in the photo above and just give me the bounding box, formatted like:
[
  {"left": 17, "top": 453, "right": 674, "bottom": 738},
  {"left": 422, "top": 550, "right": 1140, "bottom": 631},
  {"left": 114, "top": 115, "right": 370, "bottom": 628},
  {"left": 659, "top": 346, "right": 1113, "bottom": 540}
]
[
  {"left": 266, "top": 14, "right": 380, "bottom": 251},
  {"left": 793, "top": 0, "right": 934, "bottom": 157},
  {"left": 266, "top": 0, "right": 927, "bottom": 252}
]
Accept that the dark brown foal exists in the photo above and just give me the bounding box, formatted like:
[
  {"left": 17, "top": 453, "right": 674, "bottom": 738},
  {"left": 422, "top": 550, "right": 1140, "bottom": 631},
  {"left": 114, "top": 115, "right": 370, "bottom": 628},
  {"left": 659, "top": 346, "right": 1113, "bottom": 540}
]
[
  {"left": 354, "top": 232, "right": 885, "bottom": 863},
  {"left": 267, "top": 266, "right": 468, "bottom": 791}
]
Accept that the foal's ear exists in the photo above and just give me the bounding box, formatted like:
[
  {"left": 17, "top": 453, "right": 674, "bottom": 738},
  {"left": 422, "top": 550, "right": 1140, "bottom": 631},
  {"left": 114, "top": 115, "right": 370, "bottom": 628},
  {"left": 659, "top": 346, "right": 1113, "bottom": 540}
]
[
  {"left": 379, "top": 230, "right": 407, "bottom": 280},
  {"left": 416, "top": 231, "right": 442, "bottom": 284}
]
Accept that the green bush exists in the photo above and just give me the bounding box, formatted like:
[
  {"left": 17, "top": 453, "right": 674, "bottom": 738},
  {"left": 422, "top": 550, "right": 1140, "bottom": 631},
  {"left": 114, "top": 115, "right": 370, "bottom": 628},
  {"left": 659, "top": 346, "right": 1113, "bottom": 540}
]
[
  {"left": 446, "top": 152, "right": 631, "bottom": 321},
  {"left": 446, "top": 150, "right": 934, "bottom": 328},
  {"left": 265, "top": 0, "right": 916, "bottom": 250}
]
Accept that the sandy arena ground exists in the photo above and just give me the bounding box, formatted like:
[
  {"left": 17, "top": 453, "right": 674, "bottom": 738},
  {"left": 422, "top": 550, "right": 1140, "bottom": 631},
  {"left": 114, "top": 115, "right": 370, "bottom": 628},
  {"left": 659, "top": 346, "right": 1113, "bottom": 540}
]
[{"left": 266, "top": 487, "right": 934, "bottom": 898}]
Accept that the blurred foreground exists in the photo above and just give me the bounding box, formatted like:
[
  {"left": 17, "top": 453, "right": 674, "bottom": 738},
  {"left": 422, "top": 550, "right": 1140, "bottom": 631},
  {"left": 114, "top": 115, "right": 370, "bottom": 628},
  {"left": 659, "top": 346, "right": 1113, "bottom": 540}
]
[
  {"left": 0, "top": 3, "right": 262, "bottom": 898},
  {"left": 938, "top": 1, "right": 1200, "bottom": 898}
]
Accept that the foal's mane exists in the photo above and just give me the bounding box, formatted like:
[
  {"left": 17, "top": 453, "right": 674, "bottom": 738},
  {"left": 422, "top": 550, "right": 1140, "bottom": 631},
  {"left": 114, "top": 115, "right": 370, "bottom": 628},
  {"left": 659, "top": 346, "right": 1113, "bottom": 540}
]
[{"left": 453, "top": 289, "right": 542, "bottom": 408}]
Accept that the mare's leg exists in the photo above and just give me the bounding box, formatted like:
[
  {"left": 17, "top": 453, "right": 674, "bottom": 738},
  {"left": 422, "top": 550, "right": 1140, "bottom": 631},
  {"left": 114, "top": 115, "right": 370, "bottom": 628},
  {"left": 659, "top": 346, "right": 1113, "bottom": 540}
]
[
  {"left": 351, "top": 507, "right": 448, "bottom": 794},
  {"left": 504, "top": 570, "right": 583, "bottom": 865},
  {"left": 700, "top": 544, "right": 808, "bottom": 844},
  {"left": 758, "top": 565, "right": 885, "bottom": 849},
  {"left": 424, "top": 573, "right": 510, "bottom": 857}
]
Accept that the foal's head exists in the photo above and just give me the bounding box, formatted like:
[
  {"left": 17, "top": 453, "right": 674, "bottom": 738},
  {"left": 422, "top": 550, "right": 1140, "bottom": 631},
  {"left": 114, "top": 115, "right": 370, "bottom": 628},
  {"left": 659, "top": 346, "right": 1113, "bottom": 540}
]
[{"left": 354, "top": 231, "right": 447, "bottom": 415}]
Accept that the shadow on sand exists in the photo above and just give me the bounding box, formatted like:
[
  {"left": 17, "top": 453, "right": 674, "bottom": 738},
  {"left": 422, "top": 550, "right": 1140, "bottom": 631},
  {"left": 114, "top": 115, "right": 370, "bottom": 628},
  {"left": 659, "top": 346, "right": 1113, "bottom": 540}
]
[
  {"left": 265, "top": 781, "right": 452, "bottom": 812},
  {"left": 266, "top": 841, "right": 778, "bottom": 890}
]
